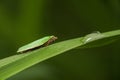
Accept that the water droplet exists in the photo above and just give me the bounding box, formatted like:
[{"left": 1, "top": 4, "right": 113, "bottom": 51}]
[{"left": 83, "top": 31, "right": 105, "bottom": 44}]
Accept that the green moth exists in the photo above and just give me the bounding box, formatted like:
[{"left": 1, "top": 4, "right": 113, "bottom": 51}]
[{"left": 17, "top": 36, "right": 57, "bottom": 53}]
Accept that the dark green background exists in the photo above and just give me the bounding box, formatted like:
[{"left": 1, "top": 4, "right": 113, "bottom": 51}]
[{"left": 0, "top": 0, "right": 120, "bottom": 80}]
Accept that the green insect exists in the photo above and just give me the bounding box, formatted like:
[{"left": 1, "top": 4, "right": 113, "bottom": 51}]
[{"left": 17, "top": 36, "right": 57, "bottom": 53}]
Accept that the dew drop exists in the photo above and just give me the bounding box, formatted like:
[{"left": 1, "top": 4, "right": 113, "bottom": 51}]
[{"left": 83, "top": 31, "right": 105, "bottom": 44}]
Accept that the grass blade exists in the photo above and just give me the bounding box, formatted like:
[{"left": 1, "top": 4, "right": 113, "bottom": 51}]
[{"left": 0, "top": 29, "right": 120, "bottom": 80}]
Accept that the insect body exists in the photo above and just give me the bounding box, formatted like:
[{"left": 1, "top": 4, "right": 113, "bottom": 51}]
[{"left": 17, "top": 36, "right": 57, "bottom": 53}]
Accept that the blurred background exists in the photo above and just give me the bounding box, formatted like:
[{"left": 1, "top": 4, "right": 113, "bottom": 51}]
[{"left": 0, "top": 0, "right": 120, "bottom": 80}]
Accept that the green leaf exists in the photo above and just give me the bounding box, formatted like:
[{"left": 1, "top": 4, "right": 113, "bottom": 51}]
[{"left": 0, "top": 29, "right": 120, "bottom": 80}]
